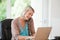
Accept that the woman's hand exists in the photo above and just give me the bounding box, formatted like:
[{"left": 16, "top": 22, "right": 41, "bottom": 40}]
[
  {"left": 18, "top": 35, "right": 35, "bottom": 40},
  {"left": 18, "top": 36, "right": 26, "bottom": 40},
  {"left": 18, "top": 38, "right": 25, "bottom": 40}
]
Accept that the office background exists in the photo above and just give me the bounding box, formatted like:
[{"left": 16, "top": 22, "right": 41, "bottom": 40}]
[{"left": 0, "top": 0, "right": 60, "bottom": 39}]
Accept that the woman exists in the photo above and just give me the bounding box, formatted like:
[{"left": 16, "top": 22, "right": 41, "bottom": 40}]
[{"left": 11, "top": 6, "right": 35, "bottom": 40}]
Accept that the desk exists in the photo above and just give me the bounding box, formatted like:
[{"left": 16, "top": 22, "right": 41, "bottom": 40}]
[{"left": 55, "top": 36, "right": 60, "bottom": 40}]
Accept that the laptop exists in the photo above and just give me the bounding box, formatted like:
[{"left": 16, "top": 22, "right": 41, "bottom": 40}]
[
  {"left": 26, "top": 27, "right": 52, "bottom": 40},
  {"left": 34, "top": 27, "right": 52, "bottom": 40}
]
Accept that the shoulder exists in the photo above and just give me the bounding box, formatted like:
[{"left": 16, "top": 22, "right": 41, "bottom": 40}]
[{"left": 12, "top": 17, "right": 20, "bottom": 24}]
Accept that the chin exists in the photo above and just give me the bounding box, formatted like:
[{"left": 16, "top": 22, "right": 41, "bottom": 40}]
[
  {"left": 26, "top": 19, "right": 29, "bottom": 21},
  {"left": 25, "top": 18, "right": 28, "bottom": 20}
]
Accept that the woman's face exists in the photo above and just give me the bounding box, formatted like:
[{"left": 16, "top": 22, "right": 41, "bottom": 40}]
[{"left": 24, "top": 8, "right": 34, "bottom": 20}]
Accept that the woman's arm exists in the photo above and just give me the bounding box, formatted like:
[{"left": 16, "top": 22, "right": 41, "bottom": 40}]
[
  {"left": 11, "top": 19, "right": 20, "bottom": 40},
  {"left": 30, "top": 18, "right": 35, "bottom": 36},
  {"left": 11, "top": 18, "right": 29, "bottom": 40}
]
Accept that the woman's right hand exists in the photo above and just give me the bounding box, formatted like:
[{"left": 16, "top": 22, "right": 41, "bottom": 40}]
[{"left": 18, "top": 36, "right": 26, "bottom": 40}]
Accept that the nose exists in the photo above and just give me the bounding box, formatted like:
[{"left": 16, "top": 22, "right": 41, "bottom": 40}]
[{"left": 29, "top": 15, "right": 32, "bottom": 18}]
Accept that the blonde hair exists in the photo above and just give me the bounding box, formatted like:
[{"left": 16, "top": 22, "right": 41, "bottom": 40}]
[
  {"left": 24, "top": 5, "right": 34, "bottom": 12},
  {"left": 21, "top": 5, "right": 34, "bottom": 17}
]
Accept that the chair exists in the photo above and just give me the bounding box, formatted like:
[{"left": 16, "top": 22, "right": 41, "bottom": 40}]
[
  {"left": 0, "top": 21, "right": 2, "bottom": 40},
  {"left": 1, "top": 19, "right": 13, "bottom": 40}
]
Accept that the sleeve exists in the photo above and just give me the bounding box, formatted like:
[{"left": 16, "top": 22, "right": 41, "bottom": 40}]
[
  {"left": 29, "top": 18, "right": 35, "bottom": 36},
  {"left": 11, "top": 19, "right": 19, "bottom": 40}
]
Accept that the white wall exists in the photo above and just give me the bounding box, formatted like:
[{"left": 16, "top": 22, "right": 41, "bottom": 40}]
[
  {"left": 49, "top": 0, "right": 60, "bottom": 39},
  {"left": 31, "top": 0, "right": 51, "bottom": 39},
  {"left": 42, "top": 0, "right": 49, "bottom": 27},
  {"left": 31, "top": 0, "right": 42, "bottom": 31},
  {"left": 42, "top": 0, "right": 60, "bottom": 39},
  {"left": 42, "top": 0, "right": 52, "bottom": 39},
  {"left": 31, "top": 0, "right": 60, "bottom": 39}
]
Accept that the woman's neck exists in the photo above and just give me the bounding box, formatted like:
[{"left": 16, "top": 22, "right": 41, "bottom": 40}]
[{"left": 20, "top": 16, "right": 26, "bottom": 22}]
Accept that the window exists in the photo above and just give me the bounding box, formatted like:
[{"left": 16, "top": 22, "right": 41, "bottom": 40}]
[
  {"left": 11, "top": 0, "right": 31, "bottom": 19},
  {"left": 0, "top": 0, "right": 6, "bottom": 21}
]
